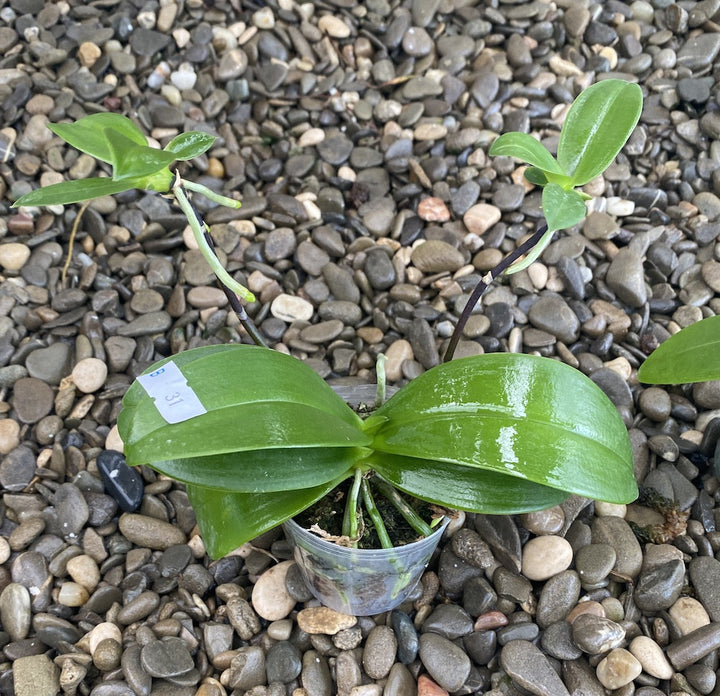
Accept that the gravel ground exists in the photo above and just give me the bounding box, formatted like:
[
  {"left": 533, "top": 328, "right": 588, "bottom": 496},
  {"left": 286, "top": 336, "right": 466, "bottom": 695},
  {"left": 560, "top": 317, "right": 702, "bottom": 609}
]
[{"left": 2, "top": 0, "right": 720, "bottom": 694}]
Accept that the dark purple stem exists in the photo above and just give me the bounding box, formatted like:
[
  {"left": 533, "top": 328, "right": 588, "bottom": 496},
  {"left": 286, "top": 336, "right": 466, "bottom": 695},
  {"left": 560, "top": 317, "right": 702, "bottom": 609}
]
[{"left": 443, "top": 224, "right": 549, "bottom": 363}]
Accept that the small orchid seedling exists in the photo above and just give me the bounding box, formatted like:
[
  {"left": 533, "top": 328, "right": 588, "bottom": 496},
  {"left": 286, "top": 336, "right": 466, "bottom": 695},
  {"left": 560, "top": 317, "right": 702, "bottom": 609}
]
[
  {"left": 489, "top": 78, "right": 643, "bottom": 271},
  {"left": 12, "top": 113, "right": 264, "bottom": 344}
]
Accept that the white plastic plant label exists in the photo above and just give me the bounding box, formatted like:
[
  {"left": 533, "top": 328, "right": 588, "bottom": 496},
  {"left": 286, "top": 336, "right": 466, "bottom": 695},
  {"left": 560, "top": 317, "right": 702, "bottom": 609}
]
[{"left": 136, "top": 360, "right": 207, "bottom": 424}]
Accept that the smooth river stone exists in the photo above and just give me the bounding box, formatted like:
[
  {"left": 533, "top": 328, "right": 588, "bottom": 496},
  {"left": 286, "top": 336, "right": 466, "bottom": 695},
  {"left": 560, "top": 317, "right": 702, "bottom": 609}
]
[
  {"left": 590, "top": 516, "right": 642, "bottom": 579},
  {"left": 251, "top": 561, "right": 296, "bottom": 621},
  {"left": 501, "top": 640, "right": 571, "bottom": 696},
  {"left": 629, "top": 636, "right": 673, "bottom": 679},
  {"left": 521, "top": 536, "right": 573, "bottom": 581},
  {"left": 596, "top": 648, "right": 642, "bottom": 689}
]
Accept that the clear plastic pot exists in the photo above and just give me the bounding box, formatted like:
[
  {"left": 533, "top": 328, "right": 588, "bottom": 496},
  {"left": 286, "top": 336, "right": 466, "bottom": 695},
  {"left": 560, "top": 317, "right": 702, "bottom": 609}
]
[{"left": 283, "top": 517, "right": 448, "bottom": 616}]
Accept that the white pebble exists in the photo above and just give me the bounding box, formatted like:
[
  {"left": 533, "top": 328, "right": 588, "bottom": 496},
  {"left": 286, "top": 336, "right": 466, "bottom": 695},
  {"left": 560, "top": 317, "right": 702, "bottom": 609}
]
[
  {"left": 170, "top": 63, "right": 197, "bottom": 91},
  {"left": 72, "top": 357, "right": 108, "bottom": 393},
  {"left": 0, "top": 242, "right": 31, "bottom": 271},
  {"left": 251, "top": 561, "right": 296, "bottom": 621},
  {"left": 629, "top": 636, "right": 673, "bottom": 679},
  {"left": 594, "top": 502, "right": 627, "bottom": 518},
  {"left": 252, "top": 6, "right": 275, "bottom": 29},
  {"left": 669, "top": 597, "right": 710, "bottom": 635},
  {"left": 521, "top": 535, "right": 573, "bottom": 581},
  {"left": 318, "top": 14, "right": 351, "bottom": 38},
  {"left": 270, "top": 294, "right": 314, "bottom": 322}
]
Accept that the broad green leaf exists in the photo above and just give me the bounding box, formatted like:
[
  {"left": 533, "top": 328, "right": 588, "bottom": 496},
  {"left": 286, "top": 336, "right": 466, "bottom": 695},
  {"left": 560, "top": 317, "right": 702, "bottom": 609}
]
[
  {"left": 543, "top": 183, "right": 587, "bottom": 234},
  {"left": 187, "top": 476, "right": 346, "bottom": 558},
  {"left": 367, "top": 353, "right": 636, "bottom": 504},
  {"left": 105, "top": 129, "right": 176, "bottom": 181},
  {"left": 151, "top": 446, "right": 362, "bottom": 492},
  {"left": 489, "top": 132, "right": 567, "bottom": 177},
  {"left": 119, "top": 344, "right": 369, "bottom": 465},
  {"left": 165, "top": 131, "right": 217, "bottom": 160},
  {"left": 638, "top": 315, "right": 720, "bottom": 384},
  {"left": 372, "top": 455, "right": 569, "bottom": 513},
  {"left": 12, "top": 176, "right": 156, "bottom": 207},
  {"left": 558, "top": 79, "right": 643, "bottom": 186},
  {"left": 49, "top": 113, "right": 148, "bottom": 164}
]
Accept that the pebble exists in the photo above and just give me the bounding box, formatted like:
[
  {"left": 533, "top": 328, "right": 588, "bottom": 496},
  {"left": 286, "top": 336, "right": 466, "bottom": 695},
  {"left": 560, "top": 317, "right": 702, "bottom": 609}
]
[
  {"left": 72, "top": 357, "right": 107, "bottom": 393},
  {"left": 629, "top": 636, "right": 673, "bottom": 679},
  {"left": 251, "top": 561, "right": 296, "bottom": 621},
  {"left": 591, "top": 515, "right": 643, "bottom": 579},
  {"left": 12, "top": 377, "right": 54, "bottom": 423},
  {"left": 0, "top": 242, "right": 31, "bottom": 270},
  {"left": 0, "top": 583, "right": 31, "bottom": 640},
  {"left": 363, "top": 626, "right": 397, "bottom": 679},
  {"left": 689, "top": 556, "right": 720, "bottom": 621},
  {"left": 140, "top": 637, "right": 194, "bottom": 678},
  {"left": 571, "top": 614, "right": 626, "bottom": 654},
  {"left": 296, "top": 607, "right": 356, "bottom": 635},
  {"left": 596, "top": 648, "right": 642, "bottom": 690},
  {"left": 501, "top": 640, "right": 571, "bottom": 696},
  {"left": 118, "top": 513, "right": 187, "bottom": 550},
  {"left": 411, "top": 240, "right": 465, "bottom": 273},
  {"left": 606, "top": 248, "right": 648, "bottom": 307},
  {"left": 669, "top": 597, "right": 710, "bottom": 635},
  {"left": 13, "top": 654, "right": 59, "bottom": 696},
  {"left": 418, "top": 632, "right": 471, "bottom": 692},
  {"left": 521, "top": 535, "right": 573, "bottom": 581}
]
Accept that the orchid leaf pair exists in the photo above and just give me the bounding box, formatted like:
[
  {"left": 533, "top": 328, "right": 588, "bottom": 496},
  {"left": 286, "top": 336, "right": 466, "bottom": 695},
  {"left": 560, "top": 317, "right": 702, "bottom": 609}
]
[
  {"left": 489, "top": 79, "right": 643, "bottom": 272},
  {"left": 12, "top": 113, "right": 216, "bottom": 207}
]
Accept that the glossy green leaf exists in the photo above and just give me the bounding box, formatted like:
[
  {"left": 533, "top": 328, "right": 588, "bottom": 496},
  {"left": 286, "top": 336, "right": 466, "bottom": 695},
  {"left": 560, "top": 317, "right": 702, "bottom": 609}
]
[
  {"left": 543, "top": 183, "right": 587, "bottom": 234},
  {"left": 49, "top": 113, "right": 147, "bottom": 164},
  {"left": 151, "top": 446, "right": 362, "bottom": 492},
  {"left": 105, "top": 129, "right": 176, "bottom": 181},
  {"left": 12, "top": 176, "right": 158, "bottom": 207},
  {"left": 119, "top": 344, "right": 369, "bottom": 466},
  {"left": 558, "top": 79, "right": 643, "bottom": 186},
  {"left": 165, "top": 131, "right": 217, "bottom": 160},
  {"left": 489, "top": 132, "right": 567, "bottom": 177},
  {"left": 372, "top": 454, "right": 569, "bottom": 513},
  {"left": 366, "top": 353, "right": 636, "bottom": 504},
  {"left": 638, "top": 315, "right": 720, "bottom": 384},
  {"left": 187, "top": 476, "right": 346, "bottom": 558}
]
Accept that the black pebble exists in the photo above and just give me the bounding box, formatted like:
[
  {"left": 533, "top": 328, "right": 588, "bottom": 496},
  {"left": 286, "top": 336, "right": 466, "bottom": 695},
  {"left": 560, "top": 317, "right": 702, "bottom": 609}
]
[{"left": 97, "top": 450, "right": 144, "bottom": 512}]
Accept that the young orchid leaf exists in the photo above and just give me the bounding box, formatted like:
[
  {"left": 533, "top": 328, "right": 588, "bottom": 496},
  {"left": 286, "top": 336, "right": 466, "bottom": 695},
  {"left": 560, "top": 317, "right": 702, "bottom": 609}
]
[
  {"left": 13, "top": 176, "right": 155, "bottom": 207},
  {"left": 105, "top": 129, "right": 177, "bottom": 181},
  {"left": 638, "top": 315, "right": 720, "bottom": 384},
  {"left": 489, "top": 132, "right": 566, "bottom": 177},
  {"left": 49, "top": 113, "right": 148, "bottom": 164},
  {"left": 165, "top": 131, "right": 217, "bottom": 160},
  {"left": 558, "top": 79, "right": 643, "bottom": 186},
  {"left": 504, "top": 185, "right": 586, "bottom": 274},
  {"left": 543, "top": 183, "right": 587, "bottom": 234},
  {"left": 524, "top": 167, "right": 549, "bottom": 186}
]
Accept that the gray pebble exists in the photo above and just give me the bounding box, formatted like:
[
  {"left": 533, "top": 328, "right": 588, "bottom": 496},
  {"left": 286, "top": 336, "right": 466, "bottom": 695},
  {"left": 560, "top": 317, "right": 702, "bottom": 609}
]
[
  {"left": 501, "top": 640, "right": 571, "bottom": 696},
  {"left": 418, "top": 632, "right": 471, "bottom": 692}
]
